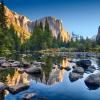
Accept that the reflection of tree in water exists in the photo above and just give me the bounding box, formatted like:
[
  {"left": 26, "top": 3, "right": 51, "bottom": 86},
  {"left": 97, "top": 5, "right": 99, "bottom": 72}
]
[
  {"left": 0, "top": 68, "right": 15, "bottom": 83},
  {"left": 6, "top": 52, "right": 20, "bottom": 61},
  {"left": 42, "top": 56, "right": 53, "bottom": 84},
  {"left": 41, "top": 56, "right": 67, "bottom": 85},
  {"left": 61, "top": 58, "right": 70, "bottom": 68},
  {"left": 0, "top": 68, "right": 29, "bottom": 87},
  {"left": 6, "top": 69, "right": 29, "bottom": 86}
]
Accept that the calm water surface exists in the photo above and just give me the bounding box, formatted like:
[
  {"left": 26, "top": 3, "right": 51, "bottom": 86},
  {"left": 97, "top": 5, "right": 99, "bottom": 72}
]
[{"left": 0, "top": 54, "right": 100, "bottom": 100}]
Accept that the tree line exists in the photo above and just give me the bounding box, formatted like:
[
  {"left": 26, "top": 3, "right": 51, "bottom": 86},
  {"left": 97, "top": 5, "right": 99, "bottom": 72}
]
[
  {"left": 0, "top": 0, "right": 99, "bottom": 56},
  {"left": 0, "top": 0, "right": 64, "bottom": 55}
]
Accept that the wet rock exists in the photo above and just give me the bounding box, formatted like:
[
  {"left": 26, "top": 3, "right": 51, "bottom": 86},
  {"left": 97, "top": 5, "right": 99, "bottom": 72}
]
[
  {"left": 69, "top": 72, "right": 83, "bottom": 82},
  {"left": 86, "top": 53, "right": 92, "bottom": 57},
  {"left": 0, "top": 59, "right": 6, "bottom": 66},
  {"left": 0, "top": 82, "right": 7, "bottom": 92},
  {"left": 86, "top": 66, "right": 96, "bottom": 73},
  {"left": 22, "top": 92, "right": 37, "bottom": 100},
  {"left": 1, "top": 62, "right": 10, "bottom": 67},
  {"left": 85, "top": 73, "right": 100, "bottom": 89},
  {"left": 8, "top": 59, "right": 15, "bottom": 63},
  {"left": 76, "top": 60, "right": 91, "bottom": 68},
  {"left": 33, "top": 61, "right": 46, "bottom": 67},
  {"left": 8, "top": 84, "right": 29, "bottom": 94},
  {"left": 73, "top": 67, "right": 84, "bottom": 74},
  {"left": 25, "top": 65, "right": 42, "bottom": 74},
  {"left": 10, "top": 61, "right": 20, "bottom": 67}
]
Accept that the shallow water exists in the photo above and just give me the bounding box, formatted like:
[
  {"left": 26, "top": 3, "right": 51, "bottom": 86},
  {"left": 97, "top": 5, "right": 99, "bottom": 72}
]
[{"left": 0, "top": 55, "right": 100, "bottom": 100}]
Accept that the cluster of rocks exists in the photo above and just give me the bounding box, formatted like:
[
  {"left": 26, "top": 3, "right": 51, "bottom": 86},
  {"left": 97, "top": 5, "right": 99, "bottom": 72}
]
[
  {"left": 0, "top": 57, "right": 46, "bottom": 75},
  {"left": 85, "top": 73, "right": 100, "bottom": 90},
  {"left": 68, "top": 59, "right": 100, "bottom": 90},
  {"left": 69, "top": 60, "right": 96, "bottom": 82},
  {"left": 0, "top": 82, "right": 47, "bottom": 100},
  {"left": 0, "top": 82, "right": 29, "bottom": 94}
]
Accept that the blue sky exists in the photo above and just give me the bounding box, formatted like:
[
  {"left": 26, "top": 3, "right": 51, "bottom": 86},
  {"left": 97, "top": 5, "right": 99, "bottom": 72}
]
[{"left": 2, "top": 0, "right": 100, "bottom": 38}]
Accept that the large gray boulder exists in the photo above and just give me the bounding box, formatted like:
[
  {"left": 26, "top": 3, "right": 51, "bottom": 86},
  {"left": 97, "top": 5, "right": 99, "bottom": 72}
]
[{"left": 85, "top": 73, "right": 100, "bottom": 89}]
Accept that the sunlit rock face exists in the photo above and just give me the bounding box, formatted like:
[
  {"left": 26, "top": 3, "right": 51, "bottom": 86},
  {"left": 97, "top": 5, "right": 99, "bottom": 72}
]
[
  {"left": 32, "top": 16, "right": 71, "bottom": 42},
  {"left": 3, "top": 5, "right": 71, "bottom": 43}
]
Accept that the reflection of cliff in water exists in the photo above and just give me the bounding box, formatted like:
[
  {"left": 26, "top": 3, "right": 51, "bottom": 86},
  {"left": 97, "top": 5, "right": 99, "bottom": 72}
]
[
  {"left": 29, "top": 58, "right": 70, "bottom": 85},
  {"left": 0, "top": 57, "right": 70, "bottom": 87},
  {"left": 6, "top": 69, "right": 29, "bottom": 86}
]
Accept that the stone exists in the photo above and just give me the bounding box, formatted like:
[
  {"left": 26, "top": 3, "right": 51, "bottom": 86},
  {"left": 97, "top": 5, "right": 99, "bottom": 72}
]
[
  {"left": 76, "top": 60, "right": 91, "bottom": 68},
  {"left": 22, "top": 61, "right": 30, "bottom": 68},
  {"left": 85, "top": 73, "right": 100, "bottom": 89},
  {"left": 8, "top": 84, "right": 29, "bottom": 94},
  {"left": 69, "top": 72, "right": 83, "bottom": 82},
  {"left": 10, "top": 61, "right": 20, "bottom": 67},
  {"left": 73, "top": 67, "right": 84, "bottom": 74},
  {"left": 86, "top": 66, "right": 96, "bottom": 73},
  {"left": 25, "top": 65, "right": 42, "bottom": 74},
  {"left": 22, "top": 92, "right": 37, "bottom": 100},
  {"left": 1, "top": 62, "right": 10, "bottom": 67}
]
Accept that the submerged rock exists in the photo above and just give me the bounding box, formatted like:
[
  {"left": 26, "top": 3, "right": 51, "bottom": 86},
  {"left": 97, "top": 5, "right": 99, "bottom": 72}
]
[
  {"left": 8, "top": 84, "right": 29, "bottom": 94},
  {"left": 76, "top": 60, "right": 91, "bottom": 68},
  {"left": 85, "top": 73, "right": 100, "bottom": 90},
  {"left": 22, "top": 92, "right": 37, "bottom": 100}
]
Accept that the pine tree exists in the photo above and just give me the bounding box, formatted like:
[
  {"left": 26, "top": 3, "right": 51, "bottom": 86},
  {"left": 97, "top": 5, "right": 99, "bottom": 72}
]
[
  {"left": 8, "top": 25, "right": 21, "bottom": 52},
  {"left": 0, "top": 0, "right": 9, "bottom": 54},
  {"left": 0, "top": 0, "right": 7, "bottom": 33}
]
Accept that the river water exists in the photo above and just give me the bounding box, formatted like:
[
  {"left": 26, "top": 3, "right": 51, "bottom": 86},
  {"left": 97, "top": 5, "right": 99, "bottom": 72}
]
[{"left": 0, "top": 53, "right": 100, "bottom": 100}]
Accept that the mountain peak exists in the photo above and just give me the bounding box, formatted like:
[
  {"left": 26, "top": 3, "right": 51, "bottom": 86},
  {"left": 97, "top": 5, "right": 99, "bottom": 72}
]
[{"left": 3, "top": 5, "right": 71, "bottom": 43}]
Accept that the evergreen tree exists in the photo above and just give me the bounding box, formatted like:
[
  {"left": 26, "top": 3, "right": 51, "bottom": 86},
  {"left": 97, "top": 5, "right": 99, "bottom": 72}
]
[
  {"left": 8, "top": 25, "right": 21, "bottom": 52},
  {"left": 0, "top": 0, "right": 7, "bottom": 33}
]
